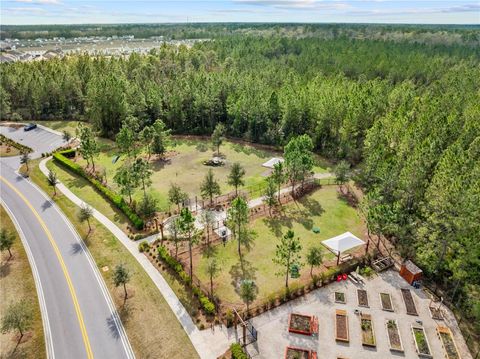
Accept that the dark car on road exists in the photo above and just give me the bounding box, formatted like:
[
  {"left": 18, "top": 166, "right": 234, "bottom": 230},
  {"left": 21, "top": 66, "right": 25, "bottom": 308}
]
[{"left": 24, "top": 123, "right": 37, "bottom": 131}]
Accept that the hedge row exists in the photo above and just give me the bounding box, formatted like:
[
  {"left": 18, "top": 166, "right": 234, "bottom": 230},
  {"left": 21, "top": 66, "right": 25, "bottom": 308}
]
[
  {"left": 230, "top": 343, "right": 248, "bottom": 359},
  {"left": 157, "top": 246, "right": 215, "bottom": 315},
  {"left": 0, "top": 134, "right": 33, "bottom": 153},
  {"left": 52, "top": 150, "right": 144, "bottom": 230}
]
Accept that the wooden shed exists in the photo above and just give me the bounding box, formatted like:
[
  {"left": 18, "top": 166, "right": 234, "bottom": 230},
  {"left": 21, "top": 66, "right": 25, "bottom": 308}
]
[{"left": 400, "top": 260, "right": 423, "bottom": 285}]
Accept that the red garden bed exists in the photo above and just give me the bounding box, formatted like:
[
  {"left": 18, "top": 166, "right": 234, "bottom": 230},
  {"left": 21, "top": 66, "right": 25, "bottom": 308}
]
[
  {"left": 288, "top": 313, "right": 318, "bottom": 336},
  {"left": 285, "top": 346, "right": 317, "bottom": 359}
]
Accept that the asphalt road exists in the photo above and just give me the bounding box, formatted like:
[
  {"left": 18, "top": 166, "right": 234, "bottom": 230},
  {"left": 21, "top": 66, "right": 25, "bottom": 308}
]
[{"left": 0, "top": 125, "right": 134, "bottom": 359}]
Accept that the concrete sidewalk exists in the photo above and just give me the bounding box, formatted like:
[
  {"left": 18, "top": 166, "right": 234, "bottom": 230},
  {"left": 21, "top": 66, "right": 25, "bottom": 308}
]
[{"left": 39, "top": 158, "right": 235, "bottom": 359}]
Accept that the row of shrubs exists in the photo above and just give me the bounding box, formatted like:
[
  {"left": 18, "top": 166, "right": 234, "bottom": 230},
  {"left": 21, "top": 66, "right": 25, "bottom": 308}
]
[
  {"left": 157, "top": 245, "right": 216, "bottom": 315},
  {"left": 230, "top": 343, "right": 248, "bottom": 359},
  {"left": 0, "top": 134, "right": 33, "bottom": 153},
  {"left": 52, "top": 149, "right": 144, "bottom": 230}
]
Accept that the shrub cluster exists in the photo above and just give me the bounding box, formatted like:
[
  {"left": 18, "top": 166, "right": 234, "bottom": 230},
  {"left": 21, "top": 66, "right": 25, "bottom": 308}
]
[
  {"left": 0, "top": 134, "right": 33, "bottom": 153},
  {"left": 52, "top": 150, "right": 144, "bottom": 230},
  {"left": 230, "top": 343, "right": 248, "bottom": 359},
  {"left": 138, "top": 241, "right": 150, "bottom": 253},
  {"left": 157, "top": 246, "right": 215, "bottom": 315}
]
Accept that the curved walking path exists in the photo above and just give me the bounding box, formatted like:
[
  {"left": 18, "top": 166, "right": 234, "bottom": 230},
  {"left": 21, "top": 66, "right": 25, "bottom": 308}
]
[{"left": 39, "top": 158, "right": 234, "bottom": 359}]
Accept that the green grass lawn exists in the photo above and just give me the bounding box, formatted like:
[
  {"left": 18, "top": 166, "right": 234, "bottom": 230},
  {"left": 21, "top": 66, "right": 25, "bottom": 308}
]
[
  {"left": 36, "top": 120, "right": 87, "bottom": 135},
  {"left": 46, "top": 159, "right": 132, "bottom": 232},
  {"left": 29, "top": 161, "right": 199, "bottom": 358},
  {"left": 194, "top": 186, "right": 365, "bottom": 305},
  {"left": 74, "top": 138, "right": 331, "bottom": 211},
  {"left": 0, "top": 205, "right": 46, "bottom": 359}
]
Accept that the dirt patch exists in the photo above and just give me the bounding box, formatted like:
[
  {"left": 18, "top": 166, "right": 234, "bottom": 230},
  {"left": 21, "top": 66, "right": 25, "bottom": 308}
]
[
  {"left": 289, "top": 313, "right": 313, "bottom": 334},
  {"left": 401, "top": 289, "right": 418, "bottom": 316},
  {"left": 380, "top": 292, "right": 393, "bottom": 311},
  {"left": 386, "top": 320, "right": 403, "bottom": 351},
  {"left": 285, "top": 347, "right": 310, "bottom": 359},
  {"left": 357, "top": 289, "right": 369, "bottom": 307},
  {"left": 335, "top": 311, "right": 349, "bottom": 342}
]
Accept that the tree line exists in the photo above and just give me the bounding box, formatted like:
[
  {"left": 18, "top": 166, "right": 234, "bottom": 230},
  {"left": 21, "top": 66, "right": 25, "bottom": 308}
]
[{"left": 1, "top": 31, "right": 479, "bottom": 329}]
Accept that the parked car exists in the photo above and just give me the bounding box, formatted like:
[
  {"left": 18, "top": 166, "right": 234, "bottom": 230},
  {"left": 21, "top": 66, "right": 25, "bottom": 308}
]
[{"left": 24, "top": 123, "right": 37, "bottom": 131}]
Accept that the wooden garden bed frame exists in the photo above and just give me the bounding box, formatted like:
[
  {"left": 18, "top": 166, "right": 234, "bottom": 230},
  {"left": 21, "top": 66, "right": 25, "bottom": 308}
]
[
  {"left": 412, "top": 325, "right": 433, "bottom": 358},
  {"left": 335, "top": 291, "right": 346, "bottom": 304},
  {"left": 380, "top": 292, "right": 394, "bottom": 312},
  {"left": 357, "top": 289, "right": 369, "bottom": 307},
  {"left": 360, "top": 313, "right": 376, "bottom": 347},
  {"left": 288, "top": 313, "right": 318, "bottom": 336},
  {"left": 335, "top": 309, "right": 349, "bottom": 342},
  {"left": 285, "top": 346, "right": 317, "bottom": 359},
  {"left": 437, "top": 326, "right": 461, "bottom": 359},
  {"left": 385, "top": 319, "right": 404, "bottom": 352},
  {"left": 429, "top": 306, "right": 444, "bottom": 320},
  {"left": 401, "top": 288, "right": 418, "bottom": 316}
]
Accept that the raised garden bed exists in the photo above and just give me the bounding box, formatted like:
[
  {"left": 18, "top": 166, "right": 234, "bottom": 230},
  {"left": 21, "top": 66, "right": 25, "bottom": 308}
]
[
  {"left": 437, "top": 326, "right": 460, "bottom": 359},
  {"left": 335, "top": 292, "right": 346, "bottom": 304},
  {"left": 412, "top": 326, "right": 432, "bottom": 358},
  {"left": 380, "top": 292, "right": 394, "bottom": 312},
  {"left": 429, "top": 306, "right": 444, "bottom": 320},
  {"left": 335, "top": 309, "right": 349, "bottom": 342},
  {"left": 386, "top": 319, "right": 404, "bottom": 352},
  {"left": 360, "top": 314, "right": 376, "bottom": 347},
  {"left": 401, "top": 288, "right": 418, "bottom": 316},
  {"left": 285, "top": 346, "right": 317, "bottom": 359},
  {"left": 357, "top": 289, "right": 369, "bottom": 307},
  {"left": 288, "top": 313, "right": 318, "bottom": 336}
]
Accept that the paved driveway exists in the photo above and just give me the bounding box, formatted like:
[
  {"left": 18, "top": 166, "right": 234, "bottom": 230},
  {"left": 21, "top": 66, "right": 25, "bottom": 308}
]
[
  {"left": 247, "top": 269, "right": 472, "bottom": 359},
  {"left": 0, "top": 124, "right": 66, "bottom": 158}
]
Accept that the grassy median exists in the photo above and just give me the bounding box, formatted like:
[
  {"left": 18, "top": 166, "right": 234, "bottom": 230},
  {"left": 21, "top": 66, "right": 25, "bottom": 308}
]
[
  {"left": 0, "top": 205, "right": 46, "bottom": 359},
  {"left": 29, "top": 161, "right": 199, "bottom": 359}
]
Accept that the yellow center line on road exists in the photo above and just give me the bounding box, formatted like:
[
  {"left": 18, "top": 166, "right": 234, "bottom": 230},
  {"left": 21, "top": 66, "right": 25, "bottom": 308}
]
[{"left": 1, "top": 176, "right": 94, "bottom": 359}]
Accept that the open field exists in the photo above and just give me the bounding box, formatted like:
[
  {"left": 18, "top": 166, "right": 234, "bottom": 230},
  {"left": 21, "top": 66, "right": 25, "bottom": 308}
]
[
  {"left": 36, "top": 121, "right": 87, "bottom": 135},
  {"left": 73, "top": 137, "right": 331, "bottom": 211},
  {"left": 194, "top": 186, "right": 366, "bottom": 305},
  {"left": 0, "top": 205, "right": 46, "bottom": 359},
  {"left": 29, "top": 161, "right": 199, "bottom": 359}
]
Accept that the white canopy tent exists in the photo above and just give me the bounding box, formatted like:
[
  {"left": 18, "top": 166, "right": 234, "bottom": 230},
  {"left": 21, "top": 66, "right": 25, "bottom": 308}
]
[
  {"left": 322, "top": 232, "right": 365, "bottom": 264},
  {"left": 262, "top": 157, "right": 284, "bottom": 169}
]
